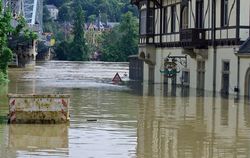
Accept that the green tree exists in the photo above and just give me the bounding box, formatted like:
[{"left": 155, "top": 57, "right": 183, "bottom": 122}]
[
  {"left": 54, "top": 41, "right": 71, "bottom": 60},
  {"left": 88, "top": 14, "right": 96, "bottom": 23},
  {"left": 117, "top": 12, "right": 138, "bottom": 61},
  {"left": 58, "top": 4, "right": 71, "bottom": 22},
  {"left": 99, "top": 27, "right": 121, "bottom": 61},
  {"left": 100, "top": 12, "right": 138, "bottom": 62},
  {"left": 68, "top": 0, "right": 89, "bottom": 61},
  {"left": 0, "top": 3, "right": 14, "bottom": 82},
  {"left": 43, "top": 6, "right": 51, "bottom": 23}
]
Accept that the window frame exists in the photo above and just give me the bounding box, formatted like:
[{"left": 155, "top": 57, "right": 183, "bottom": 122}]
[
  {"left": 221, "top": 0, "right": 229, "bottom": 27},
  {"left": 140, "top": 9, "right": 147, "bottom": 35},
  {"left": 171, "top": 5, "right": 176, "bottom": 33}
]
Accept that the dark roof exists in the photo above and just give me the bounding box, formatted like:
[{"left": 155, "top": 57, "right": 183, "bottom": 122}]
[{"left": 238, "top": 37, "right": 250, "bottom": 53}]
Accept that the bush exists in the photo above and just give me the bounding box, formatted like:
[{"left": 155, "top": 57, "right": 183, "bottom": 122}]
[{"left": 0, "top": 71, "right": 9, "bottom": 84}]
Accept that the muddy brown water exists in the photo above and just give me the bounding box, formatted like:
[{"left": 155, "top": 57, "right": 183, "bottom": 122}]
[{"left": 0, "top": 61, "right": 250, "bottom": 158}]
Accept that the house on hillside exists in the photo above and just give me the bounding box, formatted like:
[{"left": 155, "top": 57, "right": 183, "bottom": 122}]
[
  {"left": 131, "top": 0, "right": 250, "bottom": 97},
  {"left": 46, "top": 4, "right": 58, "bottom": 20}
]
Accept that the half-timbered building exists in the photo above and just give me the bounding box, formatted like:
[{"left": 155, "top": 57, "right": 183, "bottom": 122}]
[{"left": 131, "top": 0, "right": 250, "bottom": 96}]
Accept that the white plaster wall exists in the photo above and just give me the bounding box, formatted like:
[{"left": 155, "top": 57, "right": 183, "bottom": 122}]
[
  {"left": 139, "top": 0, "right": 250, "bottom": 96},
  {"left": 205, "top": 48, "right": 214, "bottom": 91},
  {"left": 190, "top": 0, "right": 195, "bottom": 28},
  {"left": 215, "top": 0, "right": 236, "bottom": 27},
  {"left": 228, "top": 0, "right": 236, "bottom": 26},
  {"left": 155, "top": 48, "right": 164, "bottom": 84},
  {"left": 228, "top": 29, "right": 236, "bottom": 39},
  {"left": 143, "top": 62, "right": 150, "bottom": 82},
  {"left": 215, "top": 0, "right": 221, "bottom": 28},
  {"left": 154, "top": 47, "right": 184, "bottom": 84},
  {"left": 215, "top": 47, "right": 239, "bottom": 94},
  {"left": 176, "top": 3, "right": 180, "bottom": 33},
  {"left": 147, "top": 46, "right": 240, "bottom": 94},
  {"left": 240, "top": 29, "right": 250, "bottom": 41},
  {"left": 203, "top": 0, "right": 212, "bottom": 29},
  {"left": 239, "top": 58, "right": 250, "bottom": 96},
  {"left": 240, "top": 0, "right": 250, "bottom": 26},
  {"left": 188, "top": 56, "right": 197, "bottom": 88},
  {"left": 167, "top": 6, "right": 171, "bottom": 33},
  {"left": 155, "top": 9, "right": 161, "bottom": 35}
]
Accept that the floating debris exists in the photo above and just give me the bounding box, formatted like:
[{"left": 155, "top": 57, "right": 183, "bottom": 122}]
[{"left": 87, "top": 119, "right": 98, "bottom": 122}]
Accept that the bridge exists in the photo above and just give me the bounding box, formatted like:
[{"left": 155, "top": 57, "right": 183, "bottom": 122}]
[
  {"left": 3, "top": 0, "right": 43, "bottom": 32},
  {"left": 4, "top": 0, "right": 43, "bottom": 67}
]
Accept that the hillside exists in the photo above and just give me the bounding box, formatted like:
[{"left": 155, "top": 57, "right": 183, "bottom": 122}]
[{"left": 44, "top": 0, "right": 138, "bottom": 23}]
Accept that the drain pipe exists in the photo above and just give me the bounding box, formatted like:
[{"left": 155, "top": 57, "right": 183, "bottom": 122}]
[
  {"left": 236, "top": 0, "right": 240, "bottom": 99},
  {"left": 212, "top": 0, "right": 217, "bottom": 96},
  {"left": 236, "top": 55, "right": 240, "bottom": 99}
]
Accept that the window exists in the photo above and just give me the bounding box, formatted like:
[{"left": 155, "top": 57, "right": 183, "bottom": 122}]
[
  {"left": 223, "top": 61, "right": 230, "bottom": 72},
  {"left": 163, "top": 7, "right": 168, "bottom": 33},
  {"left": 197, "top": 60, "right": 205, "bottom": 90},
  {"left": 221, "top": 0, "right": 229, "bottom": 26},
  {"left": 182, "top": 71, "right": 190, "bottom": 86},
  {"left": 140, "top": 8, "right": 154, "bottom": 34},
  {"left": 147, "top": 9, "right": 154, "bottom": 34},
  {"left": 221, "top": 61, "right": 230, "bottom": 94},
  {"left": 171, "top": 6, "right": 176, "bottom": 32},
  {"left": 181, "top": 6, "right": 188, "bottom": 29},
  {"left": 196, "top": 0, "right": 204, "bottom": 28},
  {"left": 140, "top": 10, "right": 147, "bottom": 34}
]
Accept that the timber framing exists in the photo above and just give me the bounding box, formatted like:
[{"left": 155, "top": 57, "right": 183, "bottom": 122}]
[{"left": 132, "top": 0, "right": 249, "bottom": 49}]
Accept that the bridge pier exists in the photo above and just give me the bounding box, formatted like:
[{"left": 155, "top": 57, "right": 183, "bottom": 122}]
[
  {"left": 9, "top": 39, "right": 37, "bottom": 68},
  {"left": 16, "top": 41, "right": 37, "bottom": 68}
]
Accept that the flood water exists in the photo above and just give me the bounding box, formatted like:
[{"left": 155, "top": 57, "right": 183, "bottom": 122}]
[{"left": 0, "top": 61, "right": 250, "bottom": 158}]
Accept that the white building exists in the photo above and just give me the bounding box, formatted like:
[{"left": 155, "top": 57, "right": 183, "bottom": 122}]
[
  {"left": 46, "top": 4, "right": 58, "bottom": 20},
  {"left": 131, "top": 0, "right": 250, "bottom": 97}
]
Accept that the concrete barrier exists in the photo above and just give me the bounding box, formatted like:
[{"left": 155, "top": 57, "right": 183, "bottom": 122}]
[{"left": 7, "top": 94, "right": 70, "bottom": 124}]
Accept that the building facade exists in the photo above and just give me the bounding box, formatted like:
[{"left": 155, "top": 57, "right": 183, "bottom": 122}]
[
  {"left": 131, "top": 0, "right": 250, "bottom": 96},
  {"left": 46, "top": 4, "right": 58, "bottom": 20}
]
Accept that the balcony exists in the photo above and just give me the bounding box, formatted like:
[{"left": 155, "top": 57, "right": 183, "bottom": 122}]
[{"left": 180, "top": 28, "right": 207, "bottom": 49}]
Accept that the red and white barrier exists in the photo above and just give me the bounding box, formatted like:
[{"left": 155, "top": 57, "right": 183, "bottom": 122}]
[{"left": 7, "top": 94, "right": 70, "bottom": 124}]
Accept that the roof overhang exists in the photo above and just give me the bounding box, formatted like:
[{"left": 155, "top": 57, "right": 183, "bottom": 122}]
[{"left": 237, "top": 37, "right": 250, "bottom": 55}]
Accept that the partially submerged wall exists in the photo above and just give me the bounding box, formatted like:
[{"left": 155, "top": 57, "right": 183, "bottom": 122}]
[{"left": 8, "top": 94, "right": 70, "bottom": 124}]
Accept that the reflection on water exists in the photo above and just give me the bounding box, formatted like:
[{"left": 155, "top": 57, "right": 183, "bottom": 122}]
[
  {"left": 137, "top": 84, "right": 250, "bottom": 158},
  {"left": 0, "top": 61, "right": 250, "bottom": 158},
  {"left": 9, "top": 124, "right": 68, "bottom": 156}
]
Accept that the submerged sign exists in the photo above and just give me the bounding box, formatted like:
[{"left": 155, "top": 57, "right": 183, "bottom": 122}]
[{"left": 112, "top": 73, "right": 122, "bottom": 82}]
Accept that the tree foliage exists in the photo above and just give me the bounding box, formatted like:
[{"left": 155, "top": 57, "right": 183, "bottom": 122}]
[
  {"left": 55, "top": 0, "right": 89, "bottom": 61},
  {"left": 46, "top": 0, "right": 138, "bottom": 23},
  {"left": 0, "top": 0, "right": 36, "bottom": 83},
  {"left": 54, "top": 41, "right": 71, "bottom": 60},
  {"left": 0, "top": 3, "right": 14, "bottom": 82},
  {"left": 99, "top": 12, "right": 138, "bottom": 62},
  {"left": 46, "top": 0, "right": 139, "bottom": 62},
  {"left": 58, "top": 4, "right": 71, "bottom": 22}
]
